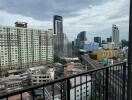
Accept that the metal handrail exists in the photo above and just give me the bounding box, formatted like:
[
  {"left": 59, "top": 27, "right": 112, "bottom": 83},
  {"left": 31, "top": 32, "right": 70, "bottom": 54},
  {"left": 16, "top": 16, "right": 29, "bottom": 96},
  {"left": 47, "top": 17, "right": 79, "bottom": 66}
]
[{"left": 0, "top": 62, "right": 126, "bottom": 99}]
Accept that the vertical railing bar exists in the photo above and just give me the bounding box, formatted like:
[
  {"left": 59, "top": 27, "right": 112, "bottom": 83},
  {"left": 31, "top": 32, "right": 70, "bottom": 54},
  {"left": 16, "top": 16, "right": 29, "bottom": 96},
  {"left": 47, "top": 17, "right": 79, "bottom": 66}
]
[
  {"left": 43, "top": 87, "right": 45, "bottom": 100},
  {"left": 103, "top": 69, "right": 105, "bottom": 100},
  {"left": 110, "top": 67, "right": 114, "bottom": 99},
  {"left": 86, "top": 74, "right": 87, "bottom": 100},
  {"left": 61, "top": 82, "right": 63, "bottom": 100},
  {"left": 32, "top": 89, "right": 35, "bottom": 100},
  {"left": 116, "top": 65, "right": 118, "bottom": 99},
  {"left": 80, "top": 75, "right": 82, "bottom": 100},
  {"left": 105, "top": 68, "right": 109, "bottom": 100},
  {"left": 122, "top": 62, "right": 126, "bottom": 100},
  {"left": 121, "top": 64, "right": 123, "bottom": 100},
  {"left": 52, "top": 84, "right": 54, "bottom": 100},
  {"left": 95, "top": 72, "right": 96, "bottom": 100},
  {"left": 98, "top": 71, "right": 101, "bottom": 100},
  {"left": 90, "top": 73, "right": 93, "bottom": 100},
  {"left": 66, "top": 79, "right": 70, "bottom": 100},
  {"left": 113, "top": 65, "right": 116, "bottom": 100},
  {"left": 118, "top": 64, "right": 120, "bottom": 100},
  {"left": 74, "top": 78, "right": 76, "bottom": 100},
  {"left": 21, "top": 93, "right": 22, "bottom": 100},
  {"left": 109, "top": 66, "right": 111, "bottom": 99},
  {"left": 114, "top": 66, "right": 118, "bottom": 99}
]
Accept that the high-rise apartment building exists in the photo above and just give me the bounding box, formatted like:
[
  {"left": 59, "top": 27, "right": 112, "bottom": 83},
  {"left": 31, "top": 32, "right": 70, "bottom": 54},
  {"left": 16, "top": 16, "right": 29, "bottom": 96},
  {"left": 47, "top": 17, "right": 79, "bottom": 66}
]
[
  {"left": 0, "top": 22, "right": 53, "bottom": 73},
  {"left": 112, "top": 24, "right": 119, "bottom": 43}
]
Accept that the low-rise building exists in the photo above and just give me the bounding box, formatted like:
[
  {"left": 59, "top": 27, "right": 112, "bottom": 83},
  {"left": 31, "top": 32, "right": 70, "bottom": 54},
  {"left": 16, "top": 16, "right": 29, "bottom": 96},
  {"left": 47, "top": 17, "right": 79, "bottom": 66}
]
[
  {"left": 53, "top": 63, "right": 64, "bottom": 78},
  {"left": 64, "top": 63, "right": 85, "bottom": 76},
  {"left": 84, "top": 42, "right": 99, "bottom": 51},
  {"left": 27, "top": 65, "right": 55, "bottom": 85},
  {"left": 91, "top": 49, "right": 117, "bottom": 61},
  {"left": 102, "top": 42, "right": 121, "bottom": 49},
  {"left": 0, "top": 74, "right": 29, "bottom": 92},
  {"left": 102, "top": 42, "right": 116, "bottom": 49}
]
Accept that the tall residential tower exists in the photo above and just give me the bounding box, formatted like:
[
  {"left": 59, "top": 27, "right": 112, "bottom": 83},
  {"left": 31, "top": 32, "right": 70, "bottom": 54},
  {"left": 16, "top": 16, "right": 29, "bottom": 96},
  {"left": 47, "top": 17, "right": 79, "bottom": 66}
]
[{"left": 0, "top": 22, "right": 53, "bottom": 73}]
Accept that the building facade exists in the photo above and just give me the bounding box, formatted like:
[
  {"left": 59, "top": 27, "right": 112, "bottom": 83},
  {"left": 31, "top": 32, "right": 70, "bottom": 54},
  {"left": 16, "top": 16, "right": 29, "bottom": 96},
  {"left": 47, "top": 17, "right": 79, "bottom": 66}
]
[
  {"left": 76, "top": 31, "right": 87, "bottom": 49},
  {"left": 0, "top": 25, "right": 53, "bottom": 72},
  {"left": 84, "top": 42, "right": 99, "bottom": 51},
  {"left": 92, "top": 50, "right": 118, "bottom": 61},
  {"left": 28, "top": 66, "right": 55, "bottom": 85},
  {"left": 107, "top": 36, "right": 112, "bottom": 43},
  {"left": 102, "top": 42, "right": 116, "bottom": 49},
  {"left": 94, "top": 37, "right": 101, "bottom": 47},
  {"left": 112, "top": 24, "right": 119, "bottom": 43},
  {"left": 53, "top": 15, "right": 64, "bottom": 57}
]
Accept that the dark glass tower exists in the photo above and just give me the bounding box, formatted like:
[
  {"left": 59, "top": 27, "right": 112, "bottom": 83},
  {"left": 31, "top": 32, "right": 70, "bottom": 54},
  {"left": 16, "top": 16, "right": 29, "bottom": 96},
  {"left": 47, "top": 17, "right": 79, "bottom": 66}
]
[
  {"left": 76, "top": 31, "right": 87, "bottom": 49},
  {"left": 94, "top": 37, "right": 101, "bottom": 47},
  {"left": 53, "top": 15, "right": 64, "bottom": 57},
  {"left": 53, "top": 15, "right": 63, "bottom": 35}
]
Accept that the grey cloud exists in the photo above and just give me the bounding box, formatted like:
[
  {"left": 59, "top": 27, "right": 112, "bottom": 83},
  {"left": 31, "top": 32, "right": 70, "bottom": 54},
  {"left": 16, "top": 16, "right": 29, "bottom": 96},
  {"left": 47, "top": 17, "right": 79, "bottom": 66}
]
[
  {"left": 0, "top": 0, "right": 109, "bottom": 21},
  {"left": 107, "top": 0, "right": 129, "bottom": 20}
]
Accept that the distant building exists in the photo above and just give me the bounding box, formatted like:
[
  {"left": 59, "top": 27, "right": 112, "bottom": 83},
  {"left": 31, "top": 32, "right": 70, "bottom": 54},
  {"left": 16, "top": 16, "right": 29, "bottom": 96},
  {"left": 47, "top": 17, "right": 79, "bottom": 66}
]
[
  {"left": 63, "top": 33, "right": 68, "bottom": 57},
  {"left": 64, "top": 63, "right": 84, "bottom": 76},
  {"left": 112, "top": 24, "right": 119, "bottom": 43},
  {"left": 68, "top": 42, "right": 73, "bottom": 57},
  {"left": 103, "top": 42, "right": 121, "bottom": 49},
  {"left": 102, "top": 40, "right": 107, "bottom": 44},
  {"left": 91, "top": 50, "right": 118, "bottom": 61},
  {"left": 0, "top": 22, "right": 53, "bottom": 76},
  {"left": 53, "top": 15, "right": 63, "bottom": 35},
  {"left": 54, "top": 63, "right": 64, "bottom": 78},
  {"left": 53, "top": 15, "right": 64, "bottom": 57},
  {"left": 70, "top": 76, "right": 91, "bottom": 100},
  {"left": 122, "top": 47, "right": 128, "bottom": 58},
  {"left": 107, "top": 36, "right": 112, "bottom": 43},
  {"left": 0, "top": 74, "right": 29, "bottom": 91},
  {"left": 121, "top": 39, "right": 128, "bottom": 47},
  {"left": 76, "top": 31, "right": 87, "bottom": 49},
  {"left": 94, "top": 37, "right": 101, "bottom": 47},
  {"left": 102, "top": 42, "right": 116, "bottom": 49},
  {"left": 53, "top": 15, "right": 70, "bottom": 58},
  {"left": 28, "top": 66, "right": 55, "bottom": 85},
  {"left": 84, "top": 42, "right": 99, "bottom": 51}
]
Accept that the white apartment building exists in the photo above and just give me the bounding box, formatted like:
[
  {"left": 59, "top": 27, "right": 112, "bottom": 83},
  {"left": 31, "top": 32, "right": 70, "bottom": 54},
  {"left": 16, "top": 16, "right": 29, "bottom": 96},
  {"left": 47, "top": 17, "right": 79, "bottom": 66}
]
[
  {"left": 70, "top": 75, "right": 91, "bottom": 100},
  {"left": 0, "top": 23, "right": 53, "bottom": 72},
  {"left": 103, "top": 42, "right": 121, "bottom": 49},
  {"left": 103, "top": 42, "right": 116, "bottom": 49}
]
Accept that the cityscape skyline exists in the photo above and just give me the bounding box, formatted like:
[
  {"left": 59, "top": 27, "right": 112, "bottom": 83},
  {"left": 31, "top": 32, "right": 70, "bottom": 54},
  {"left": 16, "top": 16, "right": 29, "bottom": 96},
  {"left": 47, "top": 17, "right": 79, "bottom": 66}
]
[
  {"left": 0, "top": 0, "right": 131, "bottom": 99},
  {"left": 0, "top": 0, "right": 129, "bottom": 41}
]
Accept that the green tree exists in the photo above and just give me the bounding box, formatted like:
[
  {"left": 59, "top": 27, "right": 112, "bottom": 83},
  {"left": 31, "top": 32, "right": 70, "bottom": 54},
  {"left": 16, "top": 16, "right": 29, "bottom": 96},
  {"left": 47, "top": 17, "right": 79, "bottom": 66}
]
[{"left": 54, "top": 55, "right": 67, "bottom": 65}]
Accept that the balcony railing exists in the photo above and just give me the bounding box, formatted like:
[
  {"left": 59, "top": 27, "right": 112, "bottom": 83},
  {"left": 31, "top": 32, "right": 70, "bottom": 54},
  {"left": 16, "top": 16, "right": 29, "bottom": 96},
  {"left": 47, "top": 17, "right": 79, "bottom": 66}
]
[{"left": 0, "top": 62, "right": 128, "bottom": 100}]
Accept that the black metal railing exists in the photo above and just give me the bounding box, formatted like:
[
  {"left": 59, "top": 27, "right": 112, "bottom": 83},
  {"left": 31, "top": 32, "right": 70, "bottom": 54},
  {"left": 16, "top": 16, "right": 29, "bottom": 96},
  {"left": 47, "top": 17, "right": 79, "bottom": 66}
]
[{"left": 0, "top": 62, "right": 128, "bottom": 100}]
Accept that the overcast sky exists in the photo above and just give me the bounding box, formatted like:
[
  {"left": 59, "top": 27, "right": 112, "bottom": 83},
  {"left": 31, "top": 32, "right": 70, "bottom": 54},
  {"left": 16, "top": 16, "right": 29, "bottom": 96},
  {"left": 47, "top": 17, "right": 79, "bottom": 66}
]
[{"left": 0, "top": 0, "right": 130, "bottom": 41}]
